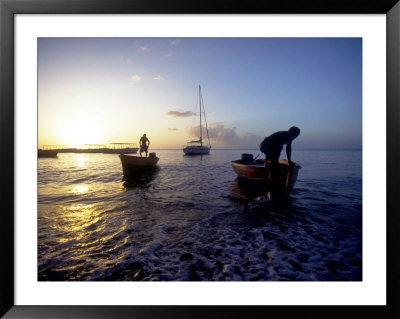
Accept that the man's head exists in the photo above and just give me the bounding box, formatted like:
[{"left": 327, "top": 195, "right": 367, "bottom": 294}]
[
  {"left": 143, "top": 134, "right": 146, "bottom": 137},
  {"left": 288, "top": 126, "right": 300, "bottom": 139}
]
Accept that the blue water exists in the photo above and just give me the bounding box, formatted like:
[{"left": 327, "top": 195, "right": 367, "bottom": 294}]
[{"left": 38, "top": 150, "right": 362, "bottom": 281}]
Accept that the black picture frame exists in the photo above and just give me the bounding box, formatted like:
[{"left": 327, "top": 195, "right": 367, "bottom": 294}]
[{"left": 1, "top": 0, "right": 399, "bottom": 318}]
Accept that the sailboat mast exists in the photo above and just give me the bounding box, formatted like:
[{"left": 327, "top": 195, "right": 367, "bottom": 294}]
[
  {"left": 199, "top": 85, "right": 202, "bottom": 146},
  {"left": 200, "top": 89, "right": 211, "bottom": 149}
]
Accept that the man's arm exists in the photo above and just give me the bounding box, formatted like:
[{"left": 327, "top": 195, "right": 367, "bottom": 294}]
[{"left": 286, "top": 141, "right": 292, "bottom": 163}]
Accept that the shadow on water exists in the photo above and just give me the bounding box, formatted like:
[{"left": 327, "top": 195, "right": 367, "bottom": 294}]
[
  {"left": 230, "top": 177, "right": 269, "bottom": 201},
  {"left": 122, "top": 166, "right": 159, "bottom": 189},
  {"left": 182, "top": 154, "right": 210, "bottom": 163},
  {"left": 230, "top": 177, "right": 294, "bottom": 211},
  {"left": 183, "top": 154, "right": 210, "bottom": 157}
]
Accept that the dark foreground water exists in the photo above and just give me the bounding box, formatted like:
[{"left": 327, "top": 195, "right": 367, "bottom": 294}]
[{"left": 38, "top": 149, "right": 362, "bottom": 281}]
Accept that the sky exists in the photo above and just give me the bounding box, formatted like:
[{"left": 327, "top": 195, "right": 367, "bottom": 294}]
[{"left": 38, "top": 38, "right": 362, "bottom": 150}]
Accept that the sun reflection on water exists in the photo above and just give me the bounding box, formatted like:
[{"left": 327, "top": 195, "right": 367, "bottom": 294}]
[
  {"left": 76, "top": 154, "right": 86, "bottom": 168},
  {"left": 73, "top": 184, "right": 89, "bottom": 194},
  {"left": 57, "top": 204, "right": 103, "bottom": 236}
]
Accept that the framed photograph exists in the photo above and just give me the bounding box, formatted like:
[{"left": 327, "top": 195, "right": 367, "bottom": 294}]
[{"left": 1, "top": 0, "right": 399, "bottom": 318}]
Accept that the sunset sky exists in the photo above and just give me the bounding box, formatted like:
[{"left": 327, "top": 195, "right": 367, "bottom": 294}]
[{"left": 38, "top": 37, "right": 362, "bottom": 150}]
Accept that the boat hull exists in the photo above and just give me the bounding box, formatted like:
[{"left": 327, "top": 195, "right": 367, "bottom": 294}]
[
  {"left": 120, "top": 154, "right": 159, "bottom": 182},
  {"left": 231, "top": 159, "right": 270, "bottom": 180},
  {"left": 230, "top": 159, "right": 301, "bottom": 195},
  {"left": 120, "top": 154, "right": 159, "bottom": 167},
  {"left": 38, "top": 149, "right": 58, "bottom": 158},
  {"left": 183, "top": 146, "right": 210, "bottom": 155}
]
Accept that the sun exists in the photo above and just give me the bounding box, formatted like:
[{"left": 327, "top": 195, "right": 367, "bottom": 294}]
[{"left": 61, "top": 120, "right": 103, "bottom": 148}]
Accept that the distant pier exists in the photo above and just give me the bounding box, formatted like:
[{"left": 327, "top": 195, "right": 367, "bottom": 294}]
[{"left": 39, "top": 143, "right": 139, "bottom": 155}]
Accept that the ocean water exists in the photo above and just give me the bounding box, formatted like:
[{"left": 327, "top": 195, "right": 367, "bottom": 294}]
[{"left": 38, "top": 149, "right": 362, "bottom": 281}]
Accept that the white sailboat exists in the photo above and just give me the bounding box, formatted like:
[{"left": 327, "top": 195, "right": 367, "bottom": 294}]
[{"left": 183, "top": 85, "right": 211, "bottom": 155}]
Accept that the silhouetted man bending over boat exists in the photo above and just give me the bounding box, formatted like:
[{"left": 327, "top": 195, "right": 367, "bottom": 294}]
[
  {"left": 259, "top": 126, "right": 300, "bottom": 167},
  {"left": 139, "top": 134, "right": 150, "bottom": 157}
]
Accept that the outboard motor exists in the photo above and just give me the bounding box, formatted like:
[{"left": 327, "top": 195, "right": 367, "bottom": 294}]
[
  {"left": 241, "top": 153, "right": 253, "bottom": 163},
  {"left": 149, "top": 152, "right": 156, "bottom": 158}
]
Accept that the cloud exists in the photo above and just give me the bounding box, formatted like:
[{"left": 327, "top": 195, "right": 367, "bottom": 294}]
[
  {"left": 139, "top": 46, "right": 148, "bottom": 51},
  {"left": 169, "top": 40, "right": 181, "bottom": 45},
  {"left": 153, "top": 75, "right": 165, "bottom": 81},
  {"left": 187, "top": 122, "right": 261, "bottom": 149},
  {"left": 131, "top": 75, "right": 142, "bottom": 81},
  {"left": 165, "top": 111, "right": 196, "bottom": 118},
  {"left": 164, "top": 53, "right": 172, "bottom": 57},
  {"left": 188, "top": 123, "right": 236, "bottom": 141},
  {"left": 168, "top": 127, "right": 178, "bottom": 131}
]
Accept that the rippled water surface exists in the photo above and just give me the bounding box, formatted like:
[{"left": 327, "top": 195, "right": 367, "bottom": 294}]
[{"left": 38, "top": 150, "right": 362, "bottom": 281}]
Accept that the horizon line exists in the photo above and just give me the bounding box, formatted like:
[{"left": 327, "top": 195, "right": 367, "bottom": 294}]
[{"left": 43, "top": 147, "right": 362, "bottom": 151}]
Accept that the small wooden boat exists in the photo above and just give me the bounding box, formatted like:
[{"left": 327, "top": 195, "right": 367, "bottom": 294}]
[
  {"left": 120, "top": 153, "right": 159, "bottom": 169},
  {"left": 230, "top": 154, "right": 301, "bottom": 196},
  {"left": 120, "top": 153, "right": 159, "bottom": 183},
  {"left": 38, "top": 149, "right": 58, "bottom": 158}
]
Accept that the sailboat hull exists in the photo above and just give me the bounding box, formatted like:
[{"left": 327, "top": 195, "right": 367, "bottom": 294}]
[{"left": 183, "top": 146, "right": 210, "bottom": 155}]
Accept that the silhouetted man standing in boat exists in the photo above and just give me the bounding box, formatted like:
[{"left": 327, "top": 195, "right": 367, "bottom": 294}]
[
  {"left": 259, "top": 126, "right": 300, "bottom": 167},
  {"left": 139, "top": 134, "right": 150, "bottom": 157}
]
